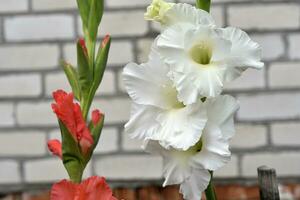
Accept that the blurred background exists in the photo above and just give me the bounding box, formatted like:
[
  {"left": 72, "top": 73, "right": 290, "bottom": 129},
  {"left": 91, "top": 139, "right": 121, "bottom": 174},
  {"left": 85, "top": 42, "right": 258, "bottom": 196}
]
[{"left": 0, "top": 0, "right": 300, "bottom": 199}]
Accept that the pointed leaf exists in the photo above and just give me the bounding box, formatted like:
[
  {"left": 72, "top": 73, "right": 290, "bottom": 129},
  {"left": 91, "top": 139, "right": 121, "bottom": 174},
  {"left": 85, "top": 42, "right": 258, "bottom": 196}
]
[
  {"left": 77, "top": 39, "right": 92, "bottom": 94},
  {"left": 196, "top": 0, "right": 211, "bottom": 12},
  {"left": 61, "top": 61, "right": 82, "bottom": 101},
  {"left": 76, "top": 0, "right": 90, "bottom": 29},
  {"left": 88, "top": 0, "right": 104, "bottom": 41}
]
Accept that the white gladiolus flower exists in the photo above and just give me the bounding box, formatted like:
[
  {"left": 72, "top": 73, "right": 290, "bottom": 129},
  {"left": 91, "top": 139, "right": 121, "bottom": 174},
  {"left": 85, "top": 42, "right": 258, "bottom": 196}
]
[
  {"left": 123, "top": 48, "right": 207, "bottom": 151},
  {"left": 143, "top": 95, "right": 239, "bottom": 200},
  {"left": 144, "top": 140, "right": 211, "bottom": 200},
  {"left": 156, "top": 3, "right": 264, "bottom": 104}
]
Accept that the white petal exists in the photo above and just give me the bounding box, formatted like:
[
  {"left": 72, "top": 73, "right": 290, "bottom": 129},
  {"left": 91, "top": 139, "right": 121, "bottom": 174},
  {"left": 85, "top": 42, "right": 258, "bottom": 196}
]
[
  {"left": 191, "top": 95, "right": 239, "bottom": 171},
  {"left": 164, "top": 3, "right": 216, "bottom": 27},
  {"left": 219, "top": 27, "right": 264, "bottom": 81},
  {"left": 179, "top": 169, "right": 211, "bottom": 200},
  {"left": 153, "top": 102, "right": 207, "bottom": 150},
  {"left": 125, "top": 104, "right": 160, "bottom": 140},
  {"left": 173, "top": 66, "right": 226, "bottom": 104},
  {"left": 206, "top": 95, "right": 239, "bottom": 138},
  {"left": 123, "top": 49, "right": 177, "bottom": 109},
  {"left": 143, "top": 141, "right": 192, "bottom": 186}
]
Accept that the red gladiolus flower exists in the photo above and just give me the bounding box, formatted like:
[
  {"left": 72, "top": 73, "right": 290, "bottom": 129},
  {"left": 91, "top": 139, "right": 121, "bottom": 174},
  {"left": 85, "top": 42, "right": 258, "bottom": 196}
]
[
  {"left": 48, "top": 139, "right": 62, "bottom": 159},
  {"left": 51, "top": 90, "right": 93, "bottom": 155},
  {"left": 92, "top": 109, "right": 103, "bottom": 126},
  {"left": 50, "top": 176, "right": 117, "bottom": 200}
]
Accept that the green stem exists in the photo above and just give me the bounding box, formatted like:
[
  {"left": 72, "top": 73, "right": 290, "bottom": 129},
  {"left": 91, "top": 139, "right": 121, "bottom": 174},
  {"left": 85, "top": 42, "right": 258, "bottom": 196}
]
[
  {"left": 205, "top": 171, "right": 217, "bottom": 200},
  {"left": 196, "top": 0, "right": 211, "bottom": 13}
]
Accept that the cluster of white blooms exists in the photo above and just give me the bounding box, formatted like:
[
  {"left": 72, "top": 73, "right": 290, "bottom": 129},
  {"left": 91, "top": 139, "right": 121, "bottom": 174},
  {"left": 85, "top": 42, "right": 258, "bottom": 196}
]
[{"left": 123, "top": 0, "right": 263, "bottom": 199}]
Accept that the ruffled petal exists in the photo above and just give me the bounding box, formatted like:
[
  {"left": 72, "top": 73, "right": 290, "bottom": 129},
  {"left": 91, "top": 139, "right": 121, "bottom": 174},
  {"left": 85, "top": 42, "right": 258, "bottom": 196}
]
[
  {"left": 218, "top": 27, "right": 264, "bottom": 81},
  {"left": 143, "top": 141, "right": 192, "bottom": 186},
  {"left": 123, "top": 49, "right": 178, "bottom": 109},
  {"left": 125, "top": 103, "right": 161, "bottom": 140},
  {"left": 81, "top": 176, "right": 117, "bottom": 200},
  {"left": 179, "top": 169, "right": 211, "bottom": 200},
  {"left": 163, "top": 3, "right": 215, "bottom": 27},
  {"left": 154, "top": 102, "right": 207, "bottom": 150},
  {"left": 50, "top": 179, "right": 77, "bottom": 200},
  {"left": 172, "top": 66, "right": 226, "bottom": 103},
  {"left": 47, "top": 139, "right": 63, "bottom": 159}
]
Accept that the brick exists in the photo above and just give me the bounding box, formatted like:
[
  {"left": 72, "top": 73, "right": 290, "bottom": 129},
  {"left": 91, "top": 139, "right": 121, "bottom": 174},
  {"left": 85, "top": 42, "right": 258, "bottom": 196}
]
[
  {"left": 0, "top": 160, "right": 20, "bottom": 184},
  {"left": 242, "top": 152, "right": 300, "bottom": 177},
  {"left": 214, "top": 155, "right": 238, "bottom": 178},
  {"left": 0, "top": 74, "right": 41, "bottom": 97},
  {"left": 137, "top": 38, "right": 153, "bottom": 63},
  {"left": 251, "top": 34, "right": 284, "bottom": 61},
  {"left": 106, "top": 0, "right": 149, "bottom": 8},
  {"left": 122, "top": 132, "right": 143, "bottom": 151},
  {"left": 5, "top": 15, "right": 74, "bottom": 41},
  {"left": 94, "top": 128, "right": 119, "bottom": 153},
  {"left": 271, "top": 122, "right": 300, "bottom": 146},
  {"left": 16, "top": 101, "right": 57, "bottom": 126},
  {"left": 108, "top": 41, "right": 134, "bottom": 67},
  {"left": 269, "top": 62, "right": 300, "bottom": 88},
  {"left": 0, "top": 45, "right": 59, "bottom": 71},
  {"left": 45, "top": 72, "right": 71, "bottom": 97},
  {"left": 62, "top": 43, "right": 76, "bottom": 65},
  {"left": 228, "top": 4, "right": 300, "bottom": 30},
  {"left": 24, "top": 158, "right": 91, "bottom": 183},
  {"left": 0, "top": 0, "right": 28, "bottom": 13},
  {"left": 0, "top": 131, "right": 46, "bottom": 156},
  {"left": 288, "top": 34, "right": 300, "bottom": 60},
  {"left": 225, "top": 68, "right": 265, "bottom": 91},
  {"left": 96, "top": 11, "right": 148, "bottom": 37},
  {"left": 92, "top": 98, "right": 131, "bottom": 124},
  {"left": 95, "top": 155, "right": 163, "bottom": 180},
  {"left": 118, "top": 70, "right": 126, "bottom": 92},
  {"left": 237, "top": 93, "right": 300, "bottom": 121},
  {"left": 0, "top": 103, "right": 14, "bottom": 127},
  {"left": 32, "top": 0, "right": 76, "bottom": 11},
  {"left": 230, "top": 124, "right": 268, "bottom": 148},
  {"left": 96, "top": 70, "right": 116, "bottom": 95}
]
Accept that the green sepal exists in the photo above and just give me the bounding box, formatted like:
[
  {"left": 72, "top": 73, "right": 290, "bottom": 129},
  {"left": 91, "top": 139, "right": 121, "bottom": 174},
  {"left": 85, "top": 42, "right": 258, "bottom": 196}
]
[
  {"left": 85, "top": 115, "right": 105, "bottom": 163},
  {"left": 88, "top": 0, "right": 104, "bottom": 42},
  {"left": 61, "top": 61, "right": 81, "bottom": 101},
  {"left": 92, "top": 36, "right": 111, "bottom": 95},
  {"left": 76, "top": 0, "right": 90, "bottom": 29},
  {"left": 77, "top": 39, "right": 92, "bottom": 94},
  {"left": 196, "top": 0, "right": 211, "bottom": 12},
  {"left": 59, "top": 121, "right": 85, "bottom": 183}
]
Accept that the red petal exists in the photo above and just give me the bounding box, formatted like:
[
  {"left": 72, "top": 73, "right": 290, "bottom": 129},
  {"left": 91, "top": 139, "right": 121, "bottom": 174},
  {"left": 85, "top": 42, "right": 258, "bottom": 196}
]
[
  {"left": 47, "top": 139, "right": 62, "bottom": 159},
  {"left": 50, "top": 179, "right": 77, "bottom": 200},
  {"left": 92, "top": 109, "right": 103, "bottom": 126},
  {"left": 80, "top": 176, "right": 117, "bottom": 200},
  {"left": 52, "top": 90, "right": 68, "bottom": 103}
]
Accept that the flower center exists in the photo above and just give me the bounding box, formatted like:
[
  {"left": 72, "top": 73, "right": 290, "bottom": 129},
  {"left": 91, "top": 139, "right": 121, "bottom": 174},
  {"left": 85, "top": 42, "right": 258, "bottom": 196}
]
[
  {"left": 162, "top": 84, "right": 185, "bottom": 109},
  {"left": 189, "top": 42, "right": 212, "bottom": 65}
]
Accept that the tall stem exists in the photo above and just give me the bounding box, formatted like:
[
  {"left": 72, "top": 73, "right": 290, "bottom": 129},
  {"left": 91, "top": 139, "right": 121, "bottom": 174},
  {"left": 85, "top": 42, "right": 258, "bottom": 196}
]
[
  {"left": 205, "top": 171, "right": 217, "bottom": 200},
  {"left": 196, "top": 0, "right": 211, "bottom": 12}
]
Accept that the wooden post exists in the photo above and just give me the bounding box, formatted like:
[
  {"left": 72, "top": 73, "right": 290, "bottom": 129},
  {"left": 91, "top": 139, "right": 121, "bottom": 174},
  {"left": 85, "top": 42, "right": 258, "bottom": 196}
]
[{"left": 257, "top": 166, "right": 280, "bottom": 200}]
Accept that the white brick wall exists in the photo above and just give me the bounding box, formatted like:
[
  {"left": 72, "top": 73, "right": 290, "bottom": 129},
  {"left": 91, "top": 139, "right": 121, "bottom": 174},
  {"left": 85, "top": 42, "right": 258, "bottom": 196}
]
[{"left": 0, "top": 0, "right": 299, "bottom": 188}]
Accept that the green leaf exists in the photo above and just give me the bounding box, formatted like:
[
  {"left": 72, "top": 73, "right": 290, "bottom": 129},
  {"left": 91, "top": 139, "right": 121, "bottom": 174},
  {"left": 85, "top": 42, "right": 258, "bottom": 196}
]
[
  {"left": 76, "top": 0, "right": 90, "bottom": 29},
  {"left": 196, "top": 0, "right": 211, "bottom": 13},
  {"left": 88, "top": 0, "right": 104, "bottom": 41},
  {"left": 59, "top": 121, "right": 85, "bottom": 183},
  {"left": 61, "top": 61, "right": 81, "bottom": 101},
  {"left": 77, "top": 39, "right": 92, "bottom": 94}
]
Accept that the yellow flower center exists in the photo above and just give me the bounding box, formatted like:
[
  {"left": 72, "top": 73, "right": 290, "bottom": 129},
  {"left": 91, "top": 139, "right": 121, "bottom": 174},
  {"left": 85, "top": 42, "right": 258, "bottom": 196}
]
[{"left": 189, "top": 41, "right": 213, "bottom": 65}]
